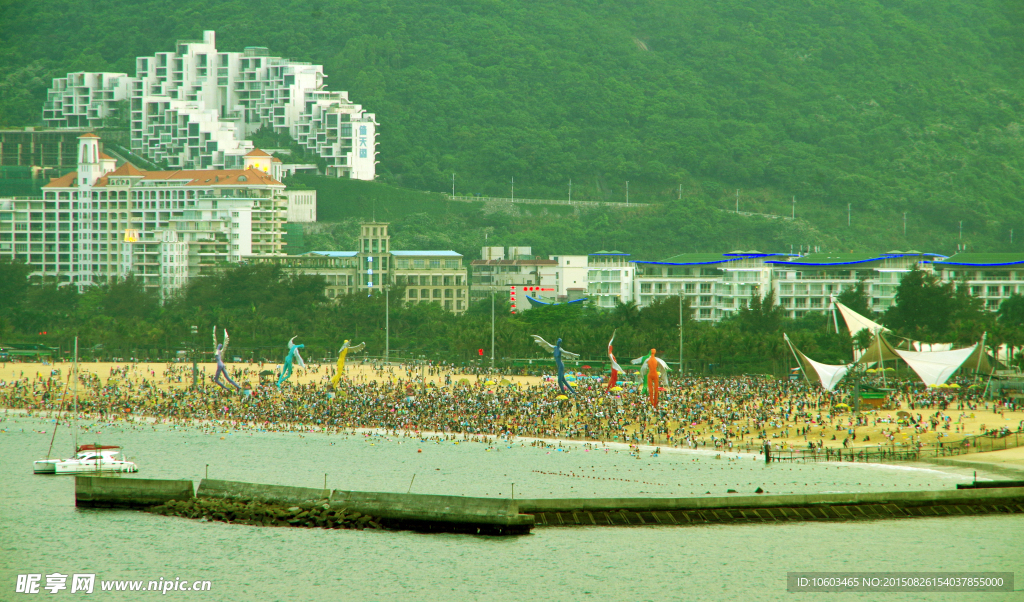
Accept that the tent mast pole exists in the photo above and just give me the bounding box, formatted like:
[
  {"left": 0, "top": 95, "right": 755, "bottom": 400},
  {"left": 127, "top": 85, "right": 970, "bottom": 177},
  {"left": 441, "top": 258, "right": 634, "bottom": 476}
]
[
  {"left": 785, "top": 334, "right": 815, "bottom": 388},
  {"left": 975, "top": 332, "right": 987, "bottom": 380},
  {"left": 877, "top": 328, "right": 887, "bottom": 387}
]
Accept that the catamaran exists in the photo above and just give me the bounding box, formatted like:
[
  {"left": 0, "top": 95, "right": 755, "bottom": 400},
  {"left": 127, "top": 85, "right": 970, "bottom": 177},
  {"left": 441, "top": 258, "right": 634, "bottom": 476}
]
[{"left": 33, "top": 337, "right": 138, "bottom": 474}]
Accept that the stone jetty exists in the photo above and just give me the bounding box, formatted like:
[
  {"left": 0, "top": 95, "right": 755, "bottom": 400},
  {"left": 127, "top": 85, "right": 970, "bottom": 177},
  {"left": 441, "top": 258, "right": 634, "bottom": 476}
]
[{"left": 148, "top": 498, "right": 384, "bottom": 530}]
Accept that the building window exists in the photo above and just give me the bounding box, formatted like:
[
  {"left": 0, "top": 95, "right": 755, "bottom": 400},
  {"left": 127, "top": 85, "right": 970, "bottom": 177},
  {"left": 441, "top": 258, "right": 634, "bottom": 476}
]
[
  {"left": 433, "top": 289, "right": 441, "bottom": 299},
  {"left": 408, "top": 289, "right": 417, "bottom": 298}
]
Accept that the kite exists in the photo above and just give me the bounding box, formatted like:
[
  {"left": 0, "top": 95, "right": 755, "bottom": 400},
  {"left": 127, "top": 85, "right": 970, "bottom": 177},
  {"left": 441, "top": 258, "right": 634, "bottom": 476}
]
[
  {"left": 531, "top": 335, "right": 580, "bottom": 395},
  {"left": 607, "top": 330, "right": 624, "bottom": 391},
  {"left": 632, "top": 349, "right": 670, "bottom": 407},
  {"left": 277, "top": 336, "right": 305, "bottom": 388},
  {"left": 211, "top": 326, "right": 240, "bottom": 391},
  {"left": 330, "top": 340, "right": 366, "bottom": 386}
]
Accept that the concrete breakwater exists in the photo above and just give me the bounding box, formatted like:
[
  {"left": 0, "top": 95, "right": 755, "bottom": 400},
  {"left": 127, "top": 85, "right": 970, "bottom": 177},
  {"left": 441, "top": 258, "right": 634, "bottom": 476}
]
[
  {"left": 148, "top": 498, "right": 385, "bottom": 530},
  {"left": 518, "top": 487, "right": 1024, "bottom": 527},
  {"left": 74, "top": 476, "right": 534, "bottom": 535},
  {"left": 75, "top": 476, "right": 1024, "bottom": 534}
]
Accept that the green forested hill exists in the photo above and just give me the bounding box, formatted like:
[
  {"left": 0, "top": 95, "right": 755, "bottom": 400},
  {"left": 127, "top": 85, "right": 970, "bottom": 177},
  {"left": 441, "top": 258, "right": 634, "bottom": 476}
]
[{"left": 1, "top": 0, "right": 1023, "bottom": 253}]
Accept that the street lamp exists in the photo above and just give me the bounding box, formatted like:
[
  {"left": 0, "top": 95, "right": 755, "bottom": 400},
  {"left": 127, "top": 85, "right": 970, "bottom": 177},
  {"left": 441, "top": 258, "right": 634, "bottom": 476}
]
[{"left": 190, "top": 325, "right": 198, "bottom": 389}]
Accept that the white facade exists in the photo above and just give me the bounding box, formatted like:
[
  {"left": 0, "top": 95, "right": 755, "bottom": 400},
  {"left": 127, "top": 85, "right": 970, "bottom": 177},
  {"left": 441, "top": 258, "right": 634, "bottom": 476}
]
[
  {"left": 634, "top": 253, "right": 777, "bottom": 321},
  {"left": 42, "top": 31, "right": 378, "bottom": 179},
  {"left": 42, "top": 72, "right": 132, "bottom": 128},
  {"left": 0, "top": 134, "right": 291, "bottom": 300},
  {"left": 549, "top": 254, "right": 588, "bottom": 298},
  {"left": 587, "top": 251, "right": 635, "bottom": 308}
]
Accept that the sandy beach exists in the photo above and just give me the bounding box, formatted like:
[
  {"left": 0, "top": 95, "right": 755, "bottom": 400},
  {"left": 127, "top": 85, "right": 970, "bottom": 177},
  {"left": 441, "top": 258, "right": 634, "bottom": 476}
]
[{"left": 2, "top": 360, "right": 1023, "bottom": 453}]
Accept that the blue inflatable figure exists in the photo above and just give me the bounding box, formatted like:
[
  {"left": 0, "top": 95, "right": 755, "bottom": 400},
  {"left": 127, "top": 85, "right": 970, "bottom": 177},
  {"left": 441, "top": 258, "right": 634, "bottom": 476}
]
[
  {"left": 277, "top": 336, "right": 305, "bottom": 388},
  {"left": 211, "top": 326, "right": 240, "bottom": 391},
  {"left": 531, "top": 335, "right": 580, "bottom": 395}
]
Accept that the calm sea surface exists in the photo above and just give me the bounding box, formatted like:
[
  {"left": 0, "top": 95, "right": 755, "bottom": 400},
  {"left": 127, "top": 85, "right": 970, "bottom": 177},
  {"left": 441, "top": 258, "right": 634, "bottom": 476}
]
[{"left": 1, "top": 415, "right": 1021, "bottom": 601}]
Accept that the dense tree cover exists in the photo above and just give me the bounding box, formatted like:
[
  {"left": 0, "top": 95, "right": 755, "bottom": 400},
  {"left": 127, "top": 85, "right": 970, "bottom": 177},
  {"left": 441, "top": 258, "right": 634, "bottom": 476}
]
[
  {"left": 1, "top": 0, "right": 1022, "bottom": 252},
  {"left": 0, "top": 262, "right": 855, "bottom": 374},
  {"left": 3, "top": 259, "right": 1021, "bottom": 369}
]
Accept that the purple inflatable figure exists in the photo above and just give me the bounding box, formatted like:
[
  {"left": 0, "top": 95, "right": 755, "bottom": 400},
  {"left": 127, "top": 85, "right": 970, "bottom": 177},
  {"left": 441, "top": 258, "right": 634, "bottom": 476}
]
[{"left": 212, "top": 326, "right": 240, "bottom": 391}]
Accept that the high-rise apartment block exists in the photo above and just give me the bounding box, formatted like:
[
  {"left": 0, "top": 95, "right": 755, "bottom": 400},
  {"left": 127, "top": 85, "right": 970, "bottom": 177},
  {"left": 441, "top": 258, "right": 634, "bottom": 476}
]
[
  {"left": 0, "top": 133, "right": 309, "bottom": 300},
  {"left": 42, "top": 31, "right": 377, "bottom": 179}
]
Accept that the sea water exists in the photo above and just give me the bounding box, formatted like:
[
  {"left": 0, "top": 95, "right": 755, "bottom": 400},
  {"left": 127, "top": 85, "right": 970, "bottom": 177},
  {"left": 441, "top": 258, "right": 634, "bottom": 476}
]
[{"left": 1, "top": 416, "right": 1020, "bottom": 601}]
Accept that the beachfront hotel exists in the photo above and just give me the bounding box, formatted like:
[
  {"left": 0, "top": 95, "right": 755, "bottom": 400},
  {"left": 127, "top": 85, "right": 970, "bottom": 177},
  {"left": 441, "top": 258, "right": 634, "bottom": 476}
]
[
  {"left": 0, "top": 133, "right": 315, "bottom": 300},
  {"left": 42, "top": 31, "right": 378, "bottom": 179}
]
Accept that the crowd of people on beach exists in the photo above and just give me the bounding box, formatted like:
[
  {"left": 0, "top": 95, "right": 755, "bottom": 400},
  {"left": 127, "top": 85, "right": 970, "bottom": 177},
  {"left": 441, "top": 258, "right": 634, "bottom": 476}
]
[{"left": 3, "top": 358, "right": 1020, "bottom": 453}]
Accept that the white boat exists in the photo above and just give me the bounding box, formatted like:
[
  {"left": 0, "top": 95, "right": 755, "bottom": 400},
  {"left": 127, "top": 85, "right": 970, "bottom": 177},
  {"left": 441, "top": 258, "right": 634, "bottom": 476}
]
[
  {"left": 35, "top": 444, "right": 138, "bottom": 474},
  {"left": 33, "top": 337, "right": 139, "bottom": 475},
  {"left": 54, "top": 444, "right": 138, "bottom": 474}
]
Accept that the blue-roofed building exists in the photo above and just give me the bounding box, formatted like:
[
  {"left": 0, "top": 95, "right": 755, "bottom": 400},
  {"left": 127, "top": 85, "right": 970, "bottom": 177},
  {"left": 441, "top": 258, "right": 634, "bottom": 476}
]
[
  {"left": 632, "top": 252, "right": 781, "bottom": 321},
  {"left": 931, "top": 253, "right": 1024, "bottom": 312},
  {"left": 587, "top": 250, "right": 635, "bottom": 308},
  {"left": 767, "top": 251, "right": 943, "bottom": 317}
]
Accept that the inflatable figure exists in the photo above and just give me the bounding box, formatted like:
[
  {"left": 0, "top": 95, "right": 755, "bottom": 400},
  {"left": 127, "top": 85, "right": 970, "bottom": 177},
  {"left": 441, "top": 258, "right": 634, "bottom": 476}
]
[
  {"left": 632, "top": 349, "right": 670, "bottom": 407},
  {"left": 211, "top": 327, "right": 241, "bottom": 391},
  {"left": 531, "top": 335, "right": 580, "bottom": 395},
  {"left": 277, "top": 336, "right": 305, "bottom": 388},
  {"left": 607, "top": 330, "right": 624, "bottom": 391},
  {"left": 330, "top": 340, "right": 366, "bottom": 386}
]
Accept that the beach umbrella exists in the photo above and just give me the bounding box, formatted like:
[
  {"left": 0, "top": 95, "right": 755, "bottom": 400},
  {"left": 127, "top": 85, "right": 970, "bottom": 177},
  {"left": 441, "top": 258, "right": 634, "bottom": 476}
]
[
  {"left": 499, "top": 379, "right": 512, "bottom": 386},
  {"left": 834, "top": 403, "right": 850, "bottom": 409},
  {"left": 555, "top": 394, "right": 569, "bottom": 400},
  {"left": 484, "top": 380, "right": 496, "bottom": 385},
  {"left": 611, "top": 386, "right": 623, "bottom": 392},
  {"left": 948, "top": 383, "right": 961, "bottom": 388}
]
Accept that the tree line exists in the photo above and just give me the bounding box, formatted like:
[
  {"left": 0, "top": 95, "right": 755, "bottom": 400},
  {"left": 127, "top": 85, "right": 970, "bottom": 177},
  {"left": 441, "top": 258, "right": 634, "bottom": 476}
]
[{"left": 2, "top": 260, "right": 1020, "bottom": 373}]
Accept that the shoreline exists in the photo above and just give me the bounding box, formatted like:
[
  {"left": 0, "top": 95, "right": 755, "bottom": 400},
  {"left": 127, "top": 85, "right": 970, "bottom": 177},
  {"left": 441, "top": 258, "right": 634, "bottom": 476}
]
[{"left": 3, "top": 408, "right": 1007, "bottom": 482}]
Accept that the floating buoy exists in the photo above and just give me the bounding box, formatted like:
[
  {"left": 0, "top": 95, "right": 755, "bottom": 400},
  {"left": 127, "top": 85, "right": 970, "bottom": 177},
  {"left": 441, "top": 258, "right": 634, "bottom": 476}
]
[{"left": 417, "top": 449, "right": 422, "bottom": 453}]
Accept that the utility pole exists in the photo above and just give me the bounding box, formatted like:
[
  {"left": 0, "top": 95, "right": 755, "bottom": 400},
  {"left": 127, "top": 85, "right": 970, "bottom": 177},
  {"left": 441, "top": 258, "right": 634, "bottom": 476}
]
[
  {"left": 568, "top": 179, "right": 572, "bottom": 202},
  {"left": 679, "top": 184, "right": 682, "bottom": 201},
  {"left": 452, "top": 173, "right": 455, "bottom": 197},
  {"left": 679, "top": 294, "right": 684, "bottom": 375},
  {"left": 490, "top": 292, "right": 495, "bottom": 370},
  {"left": 792, "top": 196, "right": 795, "bottom": 219},
  {"left": 736, "top": 189, "right": 739, "bottom": 212},
  {"left": 903, "top": 212, "right": 907, "bottom": 235},
  {"left": 190, "top": 325, "right": 198, "bottom": 390},
  {"left": 848, "top": 203, "right": 851, "bottom": 226},
  {"left": 626, "top": 181, "right": 629, "bottom": 205},
  {"left": 385, "top": 285, "right": 390, "bottom": 364},
  {"left": 511, "top": 176, "right": 514, "bottom": 202}
]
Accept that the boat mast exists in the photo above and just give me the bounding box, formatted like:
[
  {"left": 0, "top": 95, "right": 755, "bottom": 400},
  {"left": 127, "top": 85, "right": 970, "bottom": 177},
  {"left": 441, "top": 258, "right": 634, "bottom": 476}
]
[{"left": 73, "top": 337, "right": 78, "bottom": 453}]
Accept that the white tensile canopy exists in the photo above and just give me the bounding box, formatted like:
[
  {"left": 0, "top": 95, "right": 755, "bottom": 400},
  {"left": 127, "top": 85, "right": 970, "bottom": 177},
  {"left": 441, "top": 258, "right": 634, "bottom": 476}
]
[
  {"left": 892, "top": 345, "right": 977, "bottom": 387},
  {"left": 836, "top": 301, "right": 889, "bottom": 337},
  {"left": 784, "top": 334, "right": 851, "bottom": 391}
]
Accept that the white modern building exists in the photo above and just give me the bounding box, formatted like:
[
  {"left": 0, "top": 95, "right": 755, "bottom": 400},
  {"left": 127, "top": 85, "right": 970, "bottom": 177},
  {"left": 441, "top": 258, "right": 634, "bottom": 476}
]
[
  {"left": 765, "top": 252, "right": 942, "bottom": 317},
  {"left": 42, "top": 31, "right": 377, "bottom": 179},
  {"left": 587, "top": 251, "right": 635, "bottom": 308},
  {"left": 549, "top": 254, "right": 588, "bottom": 300},
  {"left": 0, "top": 133, "right": 301, "bottom": 300},
  {"left": 931, "top": 254, "right": 1024, "bottom": 312},
  {"left": 633, "top": 253, "right": 779, "bottom": 321}
]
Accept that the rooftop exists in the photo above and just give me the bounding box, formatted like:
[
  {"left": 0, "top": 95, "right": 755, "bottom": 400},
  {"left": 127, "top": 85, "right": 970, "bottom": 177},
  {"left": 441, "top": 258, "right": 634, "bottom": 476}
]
[
  {"left": 589, "top": 250, "right": 629, "bottom": 256},
  {"left": 470, "top": 259, "right": 558, "bottom": 266},
  {"left": 932, "top": 253, "right": 1024, "bottom": 267},
  {"left": 634, "top": 253, "right": 745, "bottom": 266},
  {"left": 391, "top": 250, "right": 462, "bottom": 258},
  {"left": 306, "top": 251, "right": 358, "bottom": 258}
]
